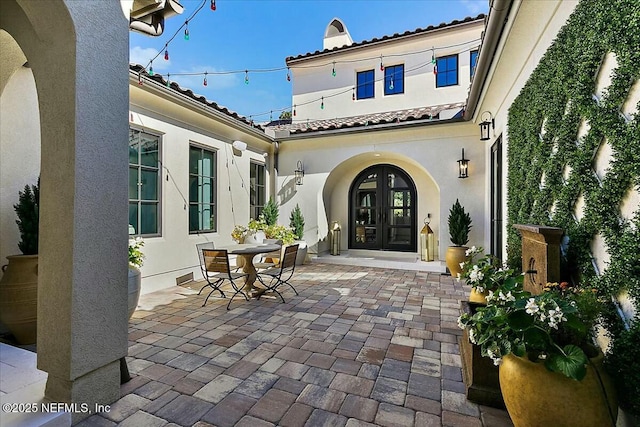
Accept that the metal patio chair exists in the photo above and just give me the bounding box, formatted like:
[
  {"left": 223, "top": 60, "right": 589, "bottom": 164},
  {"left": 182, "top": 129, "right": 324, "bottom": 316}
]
[
  {"left": 200, "top": 249, "right": 249, "bottom": 309},
  {"left": 256, "top": 244, "right": 299, "bottom": 303},
  {"left": 253, "top": 238, "right": 283, "bottom": 270}
]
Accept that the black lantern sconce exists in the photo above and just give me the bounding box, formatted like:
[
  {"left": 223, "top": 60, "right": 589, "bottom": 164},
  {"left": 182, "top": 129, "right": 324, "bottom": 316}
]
[
  {"left": 479, "top": 111, "right": 495, "bottom": 141},
  {"left": 458, "top": 148, "right": 469, "bottom": 179},
  {"left": 294, "top": 160, "right": 304, "bottom": 185}
]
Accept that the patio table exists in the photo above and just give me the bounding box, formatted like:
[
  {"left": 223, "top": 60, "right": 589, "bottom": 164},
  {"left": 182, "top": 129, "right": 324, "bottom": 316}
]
[{"left": 221, "top": 243, "right": 281, "bottom": 295}]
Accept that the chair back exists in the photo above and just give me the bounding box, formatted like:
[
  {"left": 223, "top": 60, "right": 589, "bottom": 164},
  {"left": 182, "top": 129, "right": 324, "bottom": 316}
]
[
  {"left": 202, "top": 249, "right": 232, "bottom": 276},
  {"left": 196, "top": 242, "right": 215, "bottom": 277},
  {"left": 281, "top": 244, "right": 299, "bottom": 270}
]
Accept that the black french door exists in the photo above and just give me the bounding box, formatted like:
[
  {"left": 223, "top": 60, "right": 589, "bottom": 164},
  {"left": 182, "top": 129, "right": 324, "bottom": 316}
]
[
  {"left": 349, "top": 164, "right": 417, "bottom": 251},
  {"left": 491, "top": 137, "right": 503, "bottom": 261}
]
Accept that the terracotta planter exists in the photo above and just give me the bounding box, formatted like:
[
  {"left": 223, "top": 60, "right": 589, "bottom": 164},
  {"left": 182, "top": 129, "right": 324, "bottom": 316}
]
[
  {"left": 128, "top": 267, "right": 142, "bottom": 319},
  {"left": 499, "top": 352, "right": 618, "bottom": 427},
  {"left": 445, "top": 246, "right": 468, "bottom": 277},
  {"left": 0, "top": 255, "right": 38, "bottom": 344}
]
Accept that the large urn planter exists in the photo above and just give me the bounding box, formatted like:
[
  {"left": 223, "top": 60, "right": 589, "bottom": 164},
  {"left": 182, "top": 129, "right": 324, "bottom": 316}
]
[
  {"left": 128, "top": 267, "right": 142, "bottom": 319},
  {"left": 0, "top": 255, "right": 38, "bottom": 344},
  {"left": 294, "top": 240, "right": 307, "bottom": 265},
  {"left": 445, "top": 246, "right": 468, "bottom": 277},
  {"left": 499, "top": 352, "right": 618, "bottom": 427}
]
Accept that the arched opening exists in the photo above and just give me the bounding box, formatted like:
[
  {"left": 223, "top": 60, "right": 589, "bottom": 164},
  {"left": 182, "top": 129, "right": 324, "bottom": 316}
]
[
  {"left": 349, "top": 164, "right": 417, "bottom": 251},
  {"left": 326, "top": 18, "right": 345, "bottom": 37}
]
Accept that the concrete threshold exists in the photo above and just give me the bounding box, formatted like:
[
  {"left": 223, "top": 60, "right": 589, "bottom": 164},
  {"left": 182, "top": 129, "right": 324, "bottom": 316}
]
[{"left": 313, "top": 250, "right": 446, "bottom": 273}]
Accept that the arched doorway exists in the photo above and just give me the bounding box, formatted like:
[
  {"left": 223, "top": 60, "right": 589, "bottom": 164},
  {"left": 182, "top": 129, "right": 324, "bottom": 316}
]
[{"left": 349, "top": 164, "right": 417, "bottom": 251}]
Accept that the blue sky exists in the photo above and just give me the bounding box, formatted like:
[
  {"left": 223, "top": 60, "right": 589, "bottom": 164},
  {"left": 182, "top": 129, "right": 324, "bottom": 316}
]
[{"left": 130, "top": 0, "right": 488, "bottom": 121}]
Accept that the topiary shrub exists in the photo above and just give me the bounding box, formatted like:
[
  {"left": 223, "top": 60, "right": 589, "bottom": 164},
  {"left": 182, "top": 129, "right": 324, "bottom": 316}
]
[
  {"left": 448, "top": 199, "right": 472, "bottom": 246},
  {"left": 261, "top": 198, "right": 279, "bottom": 226},
  {"left": 289, "top": 204, "right": 305, "bottom": 240},
  {"left": 14, "top": 178, "right": 40, "bottom": 255}
]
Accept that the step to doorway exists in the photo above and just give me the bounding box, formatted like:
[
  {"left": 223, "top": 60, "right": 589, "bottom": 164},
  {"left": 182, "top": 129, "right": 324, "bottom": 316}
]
[{"left": 314, "top": 250, "right": 446, "bottom": 273}]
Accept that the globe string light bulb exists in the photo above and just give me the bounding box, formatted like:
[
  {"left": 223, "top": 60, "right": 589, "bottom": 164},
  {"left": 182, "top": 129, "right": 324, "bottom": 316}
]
[{"left": 164, "top": 49, "right": 169, "bottom": 60}]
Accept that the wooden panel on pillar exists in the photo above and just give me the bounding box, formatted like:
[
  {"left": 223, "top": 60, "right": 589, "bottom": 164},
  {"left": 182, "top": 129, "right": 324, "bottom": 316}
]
[{"left": 513, "top": 224, "right": 563, "bottom": 295}]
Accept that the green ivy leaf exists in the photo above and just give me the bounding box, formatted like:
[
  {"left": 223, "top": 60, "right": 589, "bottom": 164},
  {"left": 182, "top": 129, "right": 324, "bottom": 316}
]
[{"left": 546, "top": 345, "right": 588, "bottom": 380}]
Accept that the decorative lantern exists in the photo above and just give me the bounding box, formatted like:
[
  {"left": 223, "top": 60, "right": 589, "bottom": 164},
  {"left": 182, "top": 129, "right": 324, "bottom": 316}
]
[
  {"left": 420, "top": 216, "right": 435, "bottom": 261},
  {"left": 330, "top": 221, "right": 341, "bottom": 255},
  {"left": 294, "top": 160, "right": 304, "bottom": 185},
  {"left": 458, "top": 148, "right": 470, "bottom": 179},
  {"left": 479, "top": 111, "right": 495, "bottom": 141}
]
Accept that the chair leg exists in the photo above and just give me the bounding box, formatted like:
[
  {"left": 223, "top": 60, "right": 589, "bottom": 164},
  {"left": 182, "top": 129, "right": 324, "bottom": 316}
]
[
  {"left": 255, "top": 275, "right": 286, "bottom": 303},
  {"left": 226, "top": 280, "right": 249, "bottom": 310},
  {"left": 281, "top": 280, "right": 298, "bottom": 295},
  {"left": 201, "top": 279, "right": 225, "bottom": 307}
]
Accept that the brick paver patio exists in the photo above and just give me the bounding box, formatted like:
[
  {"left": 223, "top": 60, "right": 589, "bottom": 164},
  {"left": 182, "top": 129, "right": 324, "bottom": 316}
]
[{"left": 79, "top": 263, "right": 513, "bottom": 427}]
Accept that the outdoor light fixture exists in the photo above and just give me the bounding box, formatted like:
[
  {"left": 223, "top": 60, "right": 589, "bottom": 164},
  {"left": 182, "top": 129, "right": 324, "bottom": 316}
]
[
  {"left": 479, "top": 111, "right": 495, "bottom": 141},
  {"left": 458, "top": 148, "right": 470, "bottom": 179},
  {"left": 294, "top": 160, "right": 304, "bottom": 185},
  {"left": 232, "top": 140, "right": 247, "bottom": 151}
]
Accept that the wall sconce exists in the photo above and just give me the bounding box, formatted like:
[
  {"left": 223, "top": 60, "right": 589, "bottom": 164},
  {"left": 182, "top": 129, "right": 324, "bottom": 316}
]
[
  {"left": 479, "top": 111, "right": 495, "bottom": 141},
  {"left": 458, "top": 148, "right": 469, "bottom": 179},
  {"left": 294, "top": 160, "right": 304, "bottom": 185}
]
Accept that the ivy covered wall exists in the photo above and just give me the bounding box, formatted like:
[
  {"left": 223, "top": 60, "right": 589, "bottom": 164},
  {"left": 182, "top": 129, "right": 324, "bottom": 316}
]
[{"left": 506, "top": 0, "right": 639, "bottom": 414}]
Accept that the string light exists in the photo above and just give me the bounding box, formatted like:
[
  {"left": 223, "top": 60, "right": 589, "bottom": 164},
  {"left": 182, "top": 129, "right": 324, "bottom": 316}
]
[
  {"left": 210, "top": 0, "right": 216, "bottom": 11},
  {"left": 433, "top": 64, "right": 437, "bottom": 75},
  {"left": 352, "top": 88, "right": 355, "bottom": 101},
  {"left": 184, "top": 22, "right": 190, "bottom": 40},
  {"left": 320, "top": 96, "right": 324, "bottom": 109},
  {"left": 164, "top": 49, "right": 169, "bottom": 60},
  {"left": 287, "top": 67, "right": 291, "bottom": 81},
  {"left": 166, "top": 73, "right": 170, "bottom": 87},
  {"left": 380, "top": 55, "right": 384, "bottom": 71},
  {"left": 431, "top": 47, "right": 436, "bottom": 64},
  {"left": 203, "top": 72, "right": 208, "bottom": 86},
  {"left": 389, "top": 77, "right": 394, "bottom": 91},
  {"left": 270, "top": 110, "right": 273, "bottom": 121},
  {"left": 293, "top": 104, "right": 296, "bottom": 116},
  {"left": 138, "top": 73, "right": 143, "bottom": 85},
  {"left": 149, "top": 63, "right": 154, "bottom": 76},
  {"left": 332, "top": 62, "right": 336, "bottom": 77},
  {"left": 244, "top": 70, "right": 249, "bottom": 85}
]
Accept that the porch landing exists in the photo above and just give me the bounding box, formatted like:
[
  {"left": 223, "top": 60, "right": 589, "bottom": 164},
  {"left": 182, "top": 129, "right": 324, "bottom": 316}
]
[{"left": 315, "top": 250, "right": 447, "bottom": 273}]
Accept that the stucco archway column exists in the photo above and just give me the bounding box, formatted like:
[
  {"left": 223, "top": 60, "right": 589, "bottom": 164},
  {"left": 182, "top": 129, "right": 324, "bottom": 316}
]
[{"left": 6, "top": 0, "right": 130, "bottom": 416}]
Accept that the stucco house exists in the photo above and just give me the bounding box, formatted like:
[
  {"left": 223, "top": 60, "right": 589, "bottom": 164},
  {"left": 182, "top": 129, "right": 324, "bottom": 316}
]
[{"left": 1, "top": 0, "right": 638, "bottom": 425}]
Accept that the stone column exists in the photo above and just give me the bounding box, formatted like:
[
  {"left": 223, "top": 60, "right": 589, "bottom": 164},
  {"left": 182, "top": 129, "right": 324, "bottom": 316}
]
[{"left": 2, "top": 1, "right": 130, "bottom": 422}]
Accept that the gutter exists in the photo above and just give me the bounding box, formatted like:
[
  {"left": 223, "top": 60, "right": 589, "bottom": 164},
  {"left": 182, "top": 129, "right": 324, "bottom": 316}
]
[
  {"left": 463, "top": 0, "right": 514, "bottom": 121},
  {"left": 129, "top": 70, "right": 274, "bottom": 144}
]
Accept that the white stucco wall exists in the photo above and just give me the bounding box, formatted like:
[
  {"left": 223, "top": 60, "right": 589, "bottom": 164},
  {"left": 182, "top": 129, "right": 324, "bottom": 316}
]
[
  {"left": 0, "top": 66, "right": 41, "bottom": 263},
  {"left": 276, "top": 121, "right": 484, "bottom": 260},
  {"left": 474, "top": 0, "right": 579, "bottom": 261},
  {"left": 130, "top": 82, "right": 274, "bottom": 294},
  {"left": 290, "top": 20, "right": 483, "bottom": 121}
]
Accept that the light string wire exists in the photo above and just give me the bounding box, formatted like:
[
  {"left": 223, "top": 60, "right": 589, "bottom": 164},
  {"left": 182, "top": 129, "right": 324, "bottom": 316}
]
[{"left": 143, "top": 0, "right": 208, "bottom": 70}]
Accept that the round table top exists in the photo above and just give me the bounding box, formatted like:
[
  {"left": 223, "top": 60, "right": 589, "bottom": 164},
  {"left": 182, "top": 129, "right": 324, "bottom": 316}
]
[{"left": 222, "top": 243, "right": 281, "bottom": 255}]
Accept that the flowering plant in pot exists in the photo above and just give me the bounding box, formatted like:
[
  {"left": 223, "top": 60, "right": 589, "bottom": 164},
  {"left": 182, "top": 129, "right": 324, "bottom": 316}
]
[
  {"left": 458, "top": 279, "right": 617, "bottom": 426},
  {"left": 127, "top": 237, "right": 144, "bottom": 319},
  {"left": 458, "top": 246, "right": 517, "bottom": 303}
]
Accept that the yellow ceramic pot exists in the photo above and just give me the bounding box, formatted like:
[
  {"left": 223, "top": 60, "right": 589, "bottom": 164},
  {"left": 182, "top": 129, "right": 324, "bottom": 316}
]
[
  {"left": 499, "top": 352, "right": 617, "bottom": 427},
  {"left": 469, "top": 288, "right": 489, "bottom": 304},
  {"left": 445, "top": 246, "right": 468, "bottom": 278}
]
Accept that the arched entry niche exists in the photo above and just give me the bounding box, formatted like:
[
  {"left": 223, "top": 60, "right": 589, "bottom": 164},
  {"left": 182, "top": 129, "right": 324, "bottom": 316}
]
[
  {"left": 349, "top": 164, "right": 417, "bottom": 251},
  {"left": 321, "top": 152, "right": 440, "bottom": 257}
]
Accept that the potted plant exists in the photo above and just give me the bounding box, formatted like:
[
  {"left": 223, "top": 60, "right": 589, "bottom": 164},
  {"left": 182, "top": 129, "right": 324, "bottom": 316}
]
[
  {"left": 127, "top": 237, "right": 145, "bottom": 319},
  {"left": 459, "top": 246, "right": 514, "bottom": 303},
  {"left": 458, "top": 279, "right": 618, "bottom": 426},
  {"left": 262, "top": 198, "right": 279, "bottom": 226},
  {"left": 445, "top": 199, "right": 472, "bottom": 277},
  {"left": 0, "top": 179, "right": 39, "bottom": 344},
  {"left": 289, "top": 203, "right": 307, "bottom": 265}
]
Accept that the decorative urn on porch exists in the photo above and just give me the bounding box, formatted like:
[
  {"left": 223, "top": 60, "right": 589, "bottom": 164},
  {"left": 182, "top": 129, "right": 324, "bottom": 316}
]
[
  {"left": 445, "top": 199, "right": 472, "bottom": 278},
  {"left": 0, "top": 180, "right": 39, "bottom": 345}
]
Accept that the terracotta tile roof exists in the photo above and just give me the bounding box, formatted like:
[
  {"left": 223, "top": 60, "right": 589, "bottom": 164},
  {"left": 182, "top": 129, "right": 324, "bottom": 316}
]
[
  {"left": 266, "top": 102, "right": 465, "bottom": 135},
  {"left": 286, "top": 14, "right": 485, "bottom": 63},
  {"left": 130, "top": 64, "right": 264, "bottom": 131}
]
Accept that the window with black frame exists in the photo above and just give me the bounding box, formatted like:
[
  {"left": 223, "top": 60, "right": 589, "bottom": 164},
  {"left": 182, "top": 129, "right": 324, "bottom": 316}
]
[
  {"left": 250, "top": 161, "right": 266, "bottom": 220},
  {"left": 129, "top": 128, "right": 161, "bottom": 236},
  {"left": 189, "top": 145, "right": 217, "bottom": 233}
]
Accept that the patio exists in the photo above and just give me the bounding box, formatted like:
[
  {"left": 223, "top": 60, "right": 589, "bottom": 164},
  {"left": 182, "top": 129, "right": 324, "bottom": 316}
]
[{"left": 79, "top": 262, "right": 513, "bottom": 427}]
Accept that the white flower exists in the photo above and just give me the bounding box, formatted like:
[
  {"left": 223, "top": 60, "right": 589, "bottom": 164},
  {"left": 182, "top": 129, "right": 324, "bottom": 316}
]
[
  {"left": 539, "top": 353, "right": 547, "bottom": 360},
  {"left": 469, "top": 328, "right": 477, "bottom": 344},
  {"left": 469, "top": 265, "right": 484, "bottom": 282},
  {"left": 465, "top": 246, "right": 477, "bottom": 257},
  {"left": 504, "top": 291, "right": 516, "bottom": 302},
  {"left": 525, "top": 298, "right": 539, "bottom": 315},
  {"left": 460, "top": 262, "right": 466, "bottom": 270},
  {"left": 475, "top": 285, "right": 485, "bottom": 293},
  {"left": 456, "top": 273, "right": 461, "bottom": 282},
  {"left": 492, "top": 357, "right": 502, "bottom": 366},
  {"left": 486, "top": 290, "right": 495, "bottom": 301}
]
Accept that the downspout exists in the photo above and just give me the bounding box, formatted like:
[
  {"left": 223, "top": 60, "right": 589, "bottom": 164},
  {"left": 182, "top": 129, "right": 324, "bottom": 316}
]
[{"left": 464, "top": 0, "right": 514, "bottom": 120}]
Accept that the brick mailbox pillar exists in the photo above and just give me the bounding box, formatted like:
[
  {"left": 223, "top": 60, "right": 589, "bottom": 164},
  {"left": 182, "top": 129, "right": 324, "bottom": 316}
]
[{"left": 513, "top": 224, "right": 564, "bottom": 295}]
